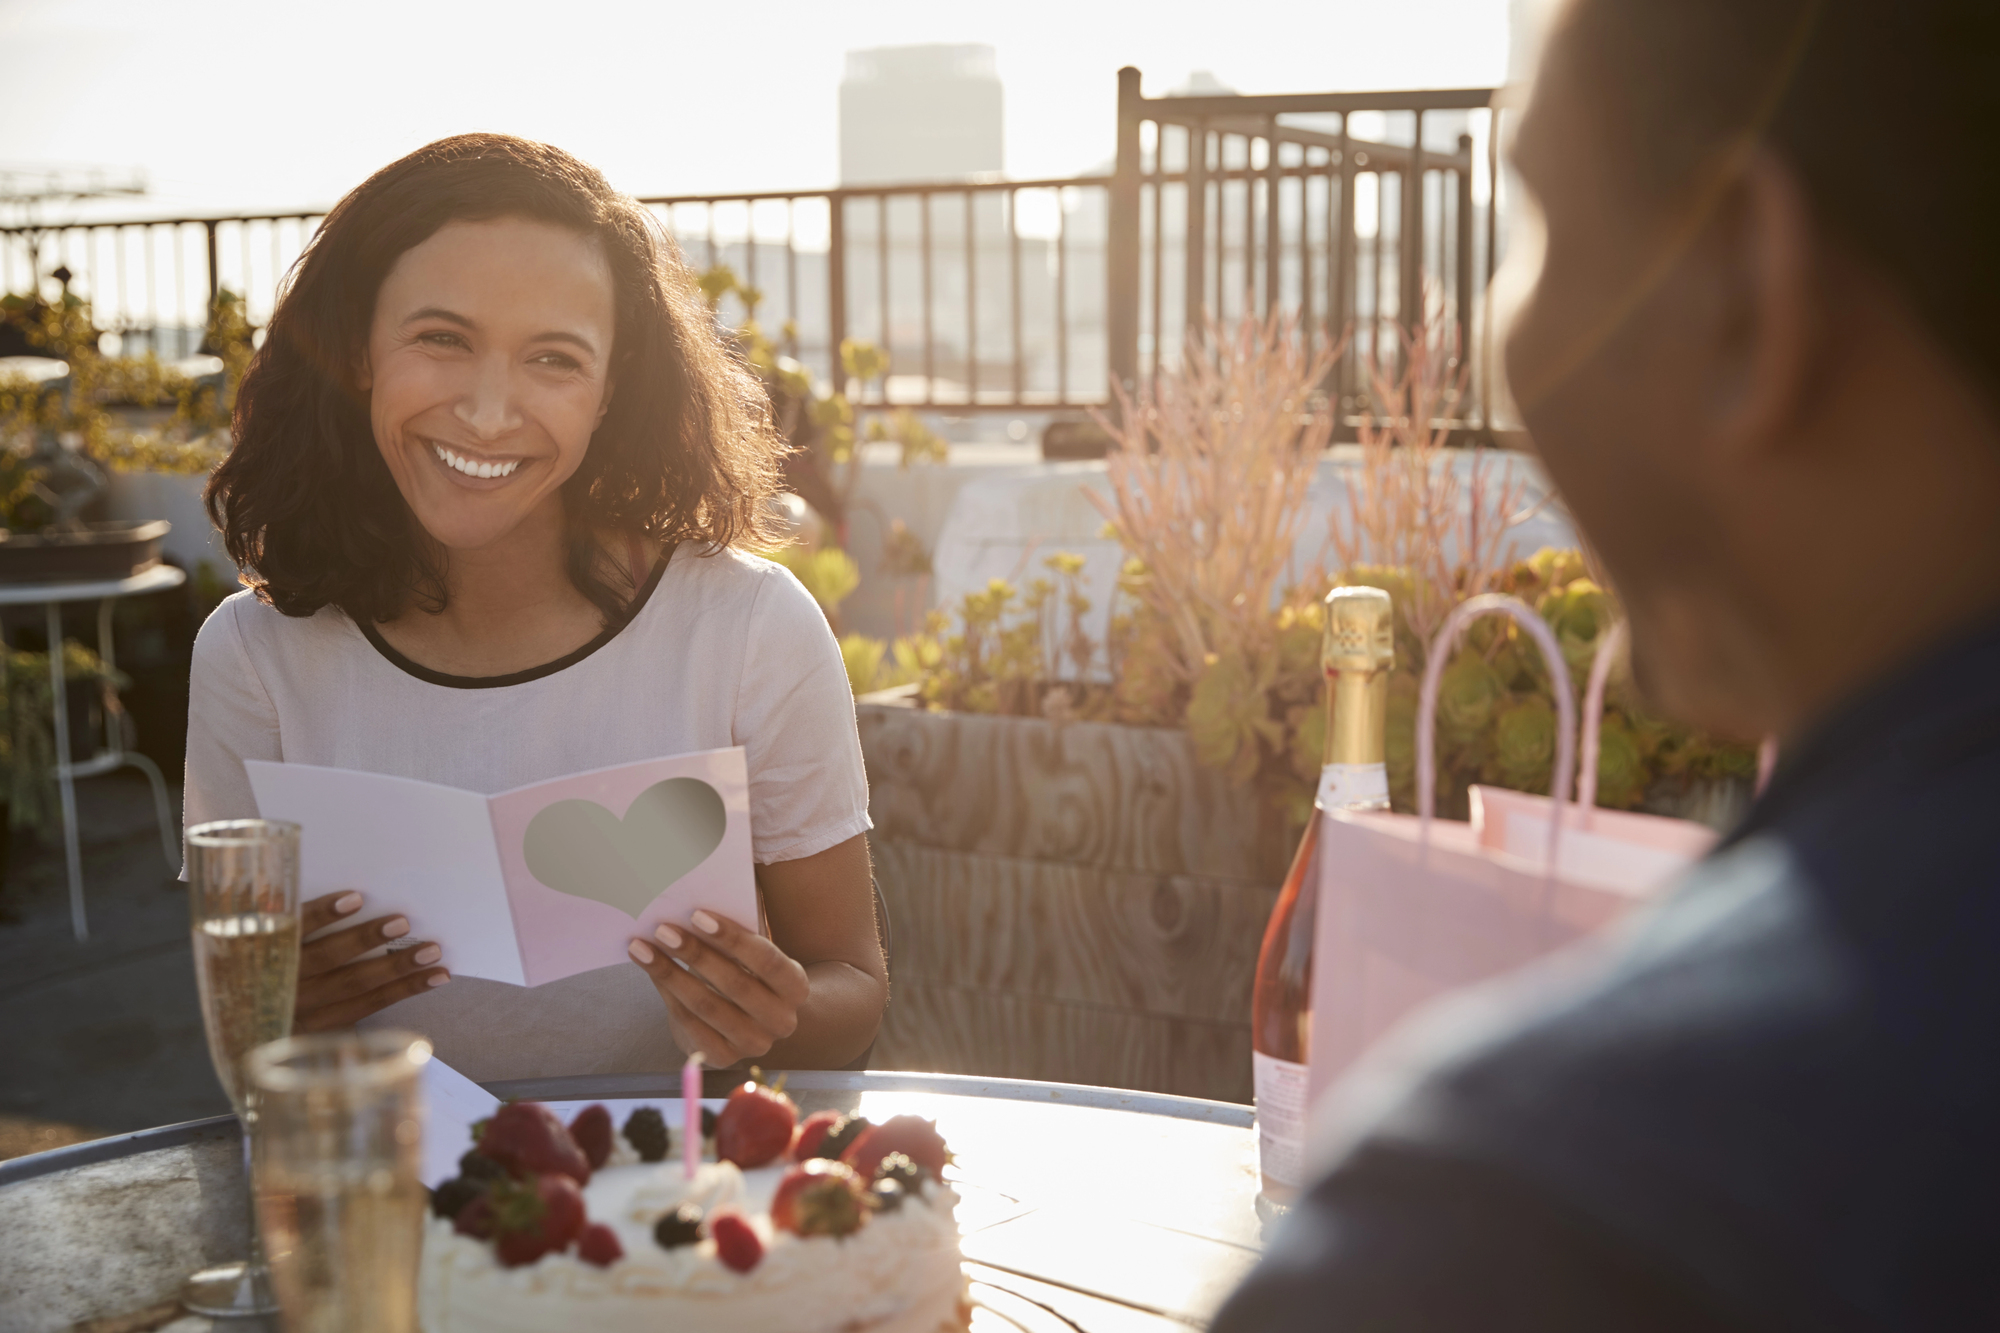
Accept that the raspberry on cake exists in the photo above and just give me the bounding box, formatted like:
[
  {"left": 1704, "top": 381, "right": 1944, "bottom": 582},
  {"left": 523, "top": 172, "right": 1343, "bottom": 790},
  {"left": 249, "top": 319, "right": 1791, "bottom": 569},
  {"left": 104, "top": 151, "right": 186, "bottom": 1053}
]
[{"left": 569, "top": 1104, "right": 615, "bottom": 1171}]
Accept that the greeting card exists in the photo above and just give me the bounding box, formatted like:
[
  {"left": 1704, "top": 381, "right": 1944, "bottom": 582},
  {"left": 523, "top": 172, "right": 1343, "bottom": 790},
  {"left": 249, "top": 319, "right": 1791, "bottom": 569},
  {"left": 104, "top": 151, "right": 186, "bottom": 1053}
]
[{"left": 246, "top": 749, "right": 756, "bottom": 987}]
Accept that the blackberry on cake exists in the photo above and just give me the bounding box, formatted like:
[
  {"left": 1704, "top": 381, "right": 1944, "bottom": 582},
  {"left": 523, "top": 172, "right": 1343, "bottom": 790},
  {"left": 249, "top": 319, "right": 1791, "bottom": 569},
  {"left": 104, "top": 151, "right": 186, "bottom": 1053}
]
[
  {"left": 652, "top": 1202, "right": 704, "bottom": 1250},
  {"left": 814, "top": 1113, "right": 872, "bottom": 1162},
  {"left": 873, "top": 1152, "right": 927, "bottom": 1196},
  {"left": 457, "top": 1149, "right": 507, "bottom": 1184},
  {"left": 429, "top": 1176, "right": 484, "bottom": 1221},
  {"left": 623, "top": 1106, "right": 670, "bottom": 1163}
]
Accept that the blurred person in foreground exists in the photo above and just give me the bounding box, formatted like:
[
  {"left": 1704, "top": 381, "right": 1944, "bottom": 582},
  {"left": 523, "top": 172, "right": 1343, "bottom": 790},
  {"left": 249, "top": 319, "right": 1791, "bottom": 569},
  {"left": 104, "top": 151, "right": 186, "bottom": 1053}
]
[{"left": 1215, "top": 1, "right": 2000, "bottom": 1330}]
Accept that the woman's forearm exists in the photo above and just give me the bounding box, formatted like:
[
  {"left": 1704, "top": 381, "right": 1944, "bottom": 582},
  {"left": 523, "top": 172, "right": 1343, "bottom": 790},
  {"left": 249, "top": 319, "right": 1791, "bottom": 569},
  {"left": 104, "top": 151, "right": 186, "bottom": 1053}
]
[{"left": 760, "top": 959, "right": 886, "bottom": 1070}]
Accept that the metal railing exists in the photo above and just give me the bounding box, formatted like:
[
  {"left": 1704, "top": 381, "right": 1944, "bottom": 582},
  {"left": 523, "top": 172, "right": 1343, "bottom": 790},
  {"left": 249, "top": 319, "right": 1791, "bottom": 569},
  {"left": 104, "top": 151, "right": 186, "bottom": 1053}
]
[
  {"left": 1109, "top": 68, "right": 1505, "bottom": 430},
  {"left": 0, "top": 212, "right": 325, "bottom": 359},
  {"left": 632, "top": 178, "right": 1109, "bottom": 411},
  {"left": 2, "top": 70, "right": 1504, "bottom": 428}
]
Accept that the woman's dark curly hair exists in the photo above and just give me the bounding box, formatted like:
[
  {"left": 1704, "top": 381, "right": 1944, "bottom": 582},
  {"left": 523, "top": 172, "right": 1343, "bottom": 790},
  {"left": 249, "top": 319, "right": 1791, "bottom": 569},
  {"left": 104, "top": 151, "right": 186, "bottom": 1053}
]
[{"left": 207, "top": 132, "right": 784, "bottom": 623}]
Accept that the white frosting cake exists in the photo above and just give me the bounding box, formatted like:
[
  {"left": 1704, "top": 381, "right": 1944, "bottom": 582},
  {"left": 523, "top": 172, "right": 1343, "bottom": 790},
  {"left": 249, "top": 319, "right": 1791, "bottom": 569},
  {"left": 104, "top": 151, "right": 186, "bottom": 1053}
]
[{"left": 418, "top": 1123, "right": 968, "bottom": 1333}]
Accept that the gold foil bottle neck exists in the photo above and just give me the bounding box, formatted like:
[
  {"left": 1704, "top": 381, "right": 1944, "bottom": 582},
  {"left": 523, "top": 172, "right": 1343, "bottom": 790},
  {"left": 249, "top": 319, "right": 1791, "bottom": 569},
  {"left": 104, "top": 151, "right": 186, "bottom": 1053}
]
[{"left": 1322, "top": 585, "right": 1395, "bottom": 675}]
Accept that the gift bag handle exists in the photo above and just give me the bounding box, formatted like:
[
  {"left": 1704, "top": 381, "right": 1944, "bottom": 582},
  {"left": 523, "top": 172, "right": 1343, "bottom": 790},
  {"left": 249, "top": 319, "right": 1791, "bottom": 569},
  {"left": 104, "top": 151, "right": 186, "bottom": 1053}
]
[
  {"left": 1417, "top": 594, "right": 1579, "bottom": 871},
  {"left": 1574, "top": 619, "right": 1628, "bottom": 821}
]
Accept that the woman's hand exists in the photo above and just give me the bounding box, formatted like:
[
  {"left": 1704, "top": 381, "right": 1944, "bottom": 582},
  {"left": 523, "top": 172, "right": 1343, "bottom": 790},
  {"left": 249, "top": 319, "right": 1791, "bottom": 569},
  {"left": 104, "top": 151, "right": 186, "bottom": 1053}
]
[
  {"left": 295, "top": 892, "right": 452, "bottom": 1032},
  {"left": 628, "top": 910, "right": 811, "bottom": 1067}
]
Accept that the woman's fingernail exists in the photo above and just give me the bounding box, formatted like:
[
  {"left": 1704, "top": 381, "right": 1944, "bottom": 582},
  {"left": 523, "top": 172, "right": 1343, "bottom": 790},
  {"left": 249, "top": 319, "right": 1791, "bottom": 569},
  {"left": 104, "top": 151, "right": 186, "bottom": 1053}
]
[
  {"left": 655, "top": 923, "right": 684, "bottom": 949},
  {"left": 413, "top": 944, "right": 442, "bottom": 966},
  {"left": 427, "top": 970, "right": 451, "bottom": 987},
  {"left": 629, "top": 939, "right": 656, "bottom": 965},
  {"left": 334, "top": 892, "right": 363, "bottom": 915},
  {"left": 691, "top": 910, "right": 720, "bottom": 935},
  {"left": 382, "top": 917, "right": 410, "bottom": 938}
]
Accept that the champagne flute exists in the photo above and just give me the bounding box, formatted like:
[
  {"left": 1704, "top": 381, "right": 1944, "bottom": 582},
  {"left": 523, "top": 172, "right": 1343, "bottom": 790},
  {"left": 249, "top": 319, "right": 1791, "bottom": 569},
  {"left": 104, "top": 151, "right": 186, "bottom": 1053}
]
[
  {"left": 248, "top": 1030, "right": 432, "bottom": 1333},
  {"left": 183, "top": 818, "right": 302, "bottom": 1318}
]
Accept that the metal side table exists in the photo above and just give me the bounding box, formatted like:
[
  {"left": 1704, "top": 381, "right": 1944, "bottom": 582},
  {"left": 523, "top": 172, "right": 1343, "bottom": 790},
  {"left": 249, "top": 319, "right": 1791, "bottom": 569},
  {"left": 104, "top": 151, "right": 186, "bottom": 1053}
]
[{"left": 0, "top": 563, "right": 186, "bottom": 941}]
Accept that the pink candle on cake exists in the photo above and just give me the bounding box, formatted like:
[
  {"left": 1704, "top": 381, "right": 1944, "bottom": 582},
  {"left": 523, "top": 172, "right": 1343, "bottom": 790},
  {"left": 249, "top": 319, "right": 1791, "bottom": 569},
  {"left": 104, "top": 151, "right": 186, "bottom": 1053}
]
[{"left": 682, "top": 1053, "right": 702, "bottom": 1179}]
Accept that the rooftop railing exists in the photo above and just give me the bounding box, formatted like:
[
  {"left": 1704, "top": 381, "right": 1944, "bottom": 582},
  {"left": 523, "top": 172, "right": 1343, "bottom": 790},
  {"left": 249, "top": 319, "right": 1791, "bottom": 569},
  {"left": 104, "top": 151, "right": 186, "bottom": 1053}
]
[{"left": 1, "top": 70, "right": 1505, "bottom": 434}]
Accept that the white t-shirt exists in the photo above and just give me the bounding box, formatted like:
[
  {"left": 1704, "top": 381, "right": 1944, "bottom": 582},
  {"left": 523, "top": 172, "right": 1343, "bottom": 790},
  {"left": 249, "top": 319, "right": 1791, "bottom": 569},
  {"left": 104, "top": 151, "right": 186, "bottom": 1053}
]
[{"left": 183, "top": 545, "right": 872, "bottom": 1081}]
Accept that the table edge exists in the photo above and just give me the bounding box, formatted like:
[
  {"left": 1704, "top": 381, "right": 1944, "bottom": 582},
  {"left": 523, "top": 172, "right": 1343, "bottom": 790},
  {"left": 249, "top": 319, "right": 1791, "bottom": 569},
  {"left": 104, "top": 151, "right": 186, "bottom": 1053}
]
[
  {"left": 0, "top": 1113, "right": 239, "bottom": 1186},
  {"left": 0, "top": 1072, "right": 1252, "bottom": 1186},
  {"left": 491, "top": 1070, "right": 1255, "bottom": 1127},
  {"left": 0, "top": 562, "right": 189, "bottom": 605}
]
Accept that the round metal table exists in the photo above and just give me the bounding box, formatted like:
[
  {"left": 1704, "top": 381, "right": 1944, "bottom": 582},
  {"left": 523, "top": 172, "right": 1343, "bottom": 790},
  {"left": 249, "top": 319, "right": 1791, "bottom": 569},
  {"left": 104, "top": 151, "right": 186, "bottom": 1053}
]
[{"left": 0, "top": 1071, "right": 1264, "bottom": 1333}]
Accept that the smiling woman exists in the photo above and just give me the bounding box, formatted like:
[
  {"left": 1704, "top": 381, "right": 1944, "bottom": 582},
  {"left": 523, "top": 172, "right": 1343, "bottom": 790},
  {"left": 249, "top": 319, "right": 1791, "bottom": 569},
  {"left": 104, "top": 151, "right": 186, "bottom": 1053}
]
[{"left": 186, "top": 135, "right": 887, "bottom": 1080}]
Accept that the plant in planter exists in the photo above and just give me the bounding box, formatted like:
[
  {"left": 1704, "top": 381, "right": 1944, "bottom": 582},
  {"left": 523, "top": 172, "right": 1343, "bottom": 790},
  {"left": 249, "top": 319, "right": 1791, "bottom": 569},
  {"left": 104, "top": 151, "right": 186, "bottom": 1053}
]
[{"left": 890, "top": 312, "right": 1758, "bottom": 827}]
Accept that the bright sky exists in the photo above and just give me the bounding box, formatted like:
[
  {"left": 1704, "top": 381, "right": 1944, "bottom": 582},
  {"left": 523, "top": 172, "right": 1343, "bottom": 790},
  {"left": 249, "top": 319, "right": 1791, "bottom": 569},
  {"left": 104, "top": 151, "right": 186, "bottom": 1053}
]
[{"left": 0, "top": 0, "right": 1513, "bottom": 221}]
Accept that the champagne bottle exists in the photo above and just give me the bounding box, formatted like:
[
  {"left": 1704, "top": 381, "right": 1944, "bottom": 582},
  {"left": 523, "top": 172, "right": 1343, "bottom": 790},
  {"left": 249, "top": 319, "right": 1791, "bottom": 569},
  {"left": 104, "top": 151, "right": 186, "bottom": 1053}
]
[{"left": 1251, "top": 585, "right": 1393, "bottom": 1205}]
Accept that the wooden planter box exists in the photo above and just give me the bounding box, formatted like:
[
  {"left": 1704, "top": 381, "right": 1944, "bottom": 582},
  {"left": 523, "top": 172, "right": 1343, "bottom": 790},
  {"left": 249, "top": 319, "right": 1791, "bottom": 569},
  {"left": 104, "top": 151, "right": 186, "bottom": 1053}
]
[{"left": 857, "top": 698, "right": 1289, "bottom": 1103}]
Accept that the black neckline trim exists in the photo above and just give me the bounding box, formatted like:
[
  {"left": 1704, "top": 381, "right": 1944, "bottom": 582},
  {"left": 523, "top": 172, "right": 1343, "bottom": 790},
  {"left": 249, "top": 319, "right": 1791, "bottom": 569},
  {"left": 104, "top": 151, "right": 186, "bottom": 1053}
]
[{"left": 358, "top": 546, "right": 673, "bottom": 690}]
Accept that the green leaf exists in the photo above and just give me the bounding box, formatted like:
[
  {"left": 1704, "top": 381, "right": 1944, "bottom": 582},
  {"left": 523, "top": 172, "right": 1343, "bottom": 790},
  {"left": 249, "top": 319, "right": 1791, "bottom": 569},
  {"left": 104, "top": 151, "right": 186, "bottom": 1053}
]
[
  {"left": 840, "top": 339, "right": 889, "bottom": 383},
  {"left": 773, "top": 545, "right": 861, "bottom": 614},
  {"left": 1186, "top": 650, "right": 1280, "bottom": 786},
  {"left": 839, "top": 633, "right": 889, "bottom": 695}
]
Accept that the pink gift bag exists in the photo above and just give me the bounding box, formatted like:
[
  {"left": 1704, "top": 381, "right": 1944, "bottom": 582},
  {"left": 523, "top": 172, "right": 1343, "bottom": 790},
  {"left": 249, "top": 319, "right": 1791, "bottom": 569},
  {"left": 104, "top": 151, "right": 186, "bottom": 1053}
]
[{"left": 1304, "top": 599, "right": 1716, "bottom": 1107}]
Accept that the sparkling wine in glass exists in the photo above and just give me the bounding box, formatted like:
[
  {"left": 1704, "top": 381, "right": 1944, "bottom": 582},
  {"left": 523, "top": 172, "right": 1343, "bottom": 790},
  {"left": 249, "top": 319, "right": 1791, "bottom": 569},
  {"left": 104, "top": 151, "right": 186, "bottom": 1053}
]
[
  {"left": 249, "top": 1030, "right": 432, "bottom": 1333},
  {"left": 183, "top": 818, "right": 301, "bottom": 1319}
]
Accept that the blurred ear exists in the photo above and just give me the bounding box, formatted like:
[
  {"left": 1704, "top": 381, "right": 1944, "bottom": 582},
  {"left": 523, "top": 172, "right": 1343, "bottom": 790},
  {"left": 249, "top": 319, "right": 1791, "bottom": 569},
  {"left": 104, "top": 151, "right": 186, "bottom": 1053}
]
[
  {"left": 595, "top": 375, "right": 615, "bottom": 428},
  {"left": 354, "top": 347, "right": 372, "bottom": 394},
  {"left": 1707, "top": 149, "right": 1819, "bottom": 461}
]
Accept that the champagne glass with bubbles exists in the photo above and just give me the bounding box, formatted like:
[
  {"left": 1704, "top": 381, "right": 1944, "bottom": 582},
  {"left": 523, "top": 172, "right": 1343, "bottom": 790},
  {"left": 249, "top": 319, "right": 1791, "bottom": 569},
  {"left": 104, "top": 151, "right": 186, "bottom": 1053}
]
[
  {"left": 249, "top": 1031, "right": 431, "bottom": 1333},
  {"left": 183, "top": 818, "right": 302, "bottom": 1318}
]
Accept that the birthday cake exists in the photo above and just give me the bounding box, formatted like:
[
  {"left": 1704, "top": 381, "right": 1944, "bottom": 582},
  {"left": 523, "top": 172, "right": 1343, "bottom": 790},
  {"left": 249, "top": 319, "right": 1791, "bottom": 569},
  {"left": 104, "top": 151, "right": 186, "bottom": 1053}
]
[{"left": 418, "top": 1079, "right": 969, "bottom": 1333}]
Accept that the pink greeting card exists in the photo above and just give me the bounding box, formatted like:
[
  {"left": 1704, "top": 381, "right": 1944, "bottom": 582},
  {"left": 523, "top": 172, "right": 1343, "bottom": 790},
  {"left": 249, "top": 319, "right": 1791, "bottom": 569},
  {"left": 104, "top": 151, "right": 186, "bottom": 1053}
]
[{"left": 245, "top": 749, "right": 756, "bottom": 987}]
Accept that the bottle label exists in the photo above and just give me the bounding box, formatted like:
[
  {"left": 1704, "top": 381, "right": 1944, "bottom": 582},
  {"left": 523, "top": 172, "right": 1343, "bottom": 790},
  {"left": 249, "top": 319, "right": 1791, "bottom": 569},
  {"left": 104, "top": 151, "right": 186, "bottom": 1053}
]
[
  {"left": 1317, "top": 762, "right": 1388, "bottom": 811},
  {"left": 1253, "top": 1052, "right": 1311, "bottom": 1188}
]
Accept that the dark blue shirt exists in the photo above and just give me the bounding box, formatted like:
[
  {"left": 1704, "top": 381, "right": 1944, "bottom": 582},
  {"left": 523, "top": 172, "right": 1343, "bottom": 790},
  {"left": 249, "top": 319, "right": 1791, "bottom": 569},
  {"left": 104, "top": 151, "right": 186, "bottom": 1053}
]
[{"left": 1214, "top": 616, "right": 2000, "bottom": 1332}]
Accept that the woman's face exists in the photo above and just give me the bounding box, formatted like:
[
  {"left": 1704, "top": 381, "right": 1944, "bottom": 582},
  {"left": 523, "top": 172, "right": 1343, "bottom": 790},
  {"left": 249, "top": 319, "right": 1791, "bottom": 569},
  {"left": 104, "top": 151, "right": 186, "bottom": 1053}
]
[{"left": 361, "top": 216, "right": 615, "bottom": 554}]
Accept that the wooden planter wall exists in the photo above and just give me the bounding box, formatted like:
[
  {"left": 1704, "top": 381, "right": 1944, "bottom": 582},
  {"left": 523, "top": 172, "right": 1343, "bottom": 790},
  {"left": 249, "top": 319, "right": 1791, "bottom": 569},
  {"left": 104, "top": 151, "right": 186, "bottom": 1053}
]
[{"left": 858, "top": 701, "right": 1287, "bottom": 1103}]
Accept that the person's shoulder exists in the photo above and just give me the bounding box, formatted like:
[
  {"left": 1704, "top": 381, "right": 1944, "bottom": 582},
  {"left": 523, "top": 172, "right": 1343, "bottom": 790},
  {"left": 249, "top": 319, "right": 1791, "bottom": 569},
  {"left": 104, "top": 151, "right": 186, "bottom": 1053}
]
[
  {"left": 667, "top": 544, "right": 828, "bottom": 631},
  {"left": 669, "top": 542, "right": 791, "bottom": 587},
  {"left": 193, "top": 587, "right": 353, "bottom": 668}
]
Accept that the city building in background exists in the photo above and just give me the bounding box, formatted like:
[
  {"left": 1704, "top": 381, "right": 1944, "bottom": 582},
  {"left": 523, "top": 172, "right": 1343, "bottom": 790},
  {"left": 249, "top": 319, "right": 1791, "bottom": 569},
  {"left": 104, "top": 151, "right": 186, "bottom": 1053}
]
[{"left": 840, "top": 45, "right": 1004, "bottom": 186}]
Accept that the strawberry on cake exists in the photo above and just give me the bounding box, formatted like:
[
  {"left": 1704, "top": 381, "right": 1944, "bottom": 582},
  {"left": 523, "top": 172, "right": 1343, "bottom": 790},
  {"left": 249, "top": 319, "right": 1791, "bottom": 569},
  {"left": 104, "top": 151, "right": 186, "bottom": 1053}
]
[{"left": 419, "top": 1078, "right": 969, "bottom": 1332}]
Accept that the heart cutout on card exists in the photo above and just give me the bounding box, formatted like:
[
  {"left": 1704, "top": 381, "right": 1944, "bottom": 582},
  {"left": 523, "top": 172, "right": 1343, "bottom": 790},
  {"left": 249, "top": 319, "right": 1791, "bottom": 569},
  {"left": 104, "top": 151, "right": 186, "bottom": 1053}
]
[{"left": 521, "top": 778, "right": 728, "bottom": 919}]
